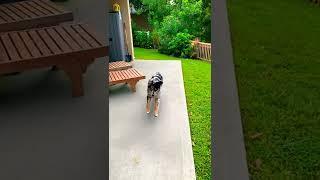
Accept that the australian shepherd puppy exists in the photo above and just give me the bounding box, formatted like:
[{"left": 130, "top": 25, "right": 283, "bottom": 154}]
[{"left": 146, "top": 72, "right": 163, "bottom": 117}]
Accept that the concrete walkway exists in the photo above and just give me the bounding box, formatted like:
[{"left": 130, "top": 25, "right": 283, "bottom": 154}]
[{"left": 109, "top": 60, "right": 196, "bottom": 180}]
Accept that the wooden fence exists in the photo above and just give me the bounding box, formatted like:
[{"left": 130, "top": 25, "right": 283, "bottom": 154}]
[{"left": 192, "top": 40, "right": 212, "bottom": 62}]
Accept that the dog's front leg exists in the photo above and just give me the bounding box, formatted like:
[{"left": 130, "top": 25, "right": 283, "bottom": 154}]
[
  {"left": 154, "top": 98, "right": 160, "bottom": 117},
  {"left": 146, "top": 96, "right": 151, "bottom": 114}
]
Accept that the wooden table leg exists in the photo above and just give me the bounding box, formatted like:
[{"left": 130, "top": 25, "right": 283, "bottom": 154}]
[
  {"left": 128, "top": 80, "right": 138, "bottom": 92},
  {"left": 80, "top": 59, "right": 94, "bottom": 73},
  {"left": 59, "top": 63, "right": 84, "bottom": 97}
]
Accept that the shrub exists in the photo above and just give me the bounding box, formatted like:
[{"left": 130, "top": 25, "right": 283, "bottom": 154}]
[
  {"left": 157, "top": 15, "right": 185, "bottom": 56},
  {"left": 156, "top": 4, "right": 200, "bottom": 58},
  {"left": 168, "top": 32, "right": 194, "bottom": 58},
  {"left": 133, "top": 31, "right": 153, "bottom": 49},
  {"left": 159, "top": 32, "right": 193, "bottom": 58},
  {"left": 151, "top": 30, "right": 160, "bottom": 49}
]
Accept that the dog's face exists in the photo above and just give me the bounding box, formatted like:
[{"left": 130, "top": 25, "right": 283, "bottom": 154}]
[{"left": 147, "top": 72, "right": 163, "bottom": 97}]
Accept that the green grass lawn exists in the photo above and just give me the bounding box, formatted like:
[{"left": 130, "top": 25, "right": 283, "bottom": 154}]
[
  {"left": 134, "top": 47, "right": 211, "bottom": 180},
  {"left": 228, "top": 0, "right": 320, "bottom": 178}
]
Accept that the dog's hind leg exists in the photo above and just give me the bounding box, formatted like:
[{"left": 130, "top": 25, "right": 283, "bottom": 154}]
[
  {"left": 146, "top": 96, "right": 151, "bottom": 114},
  {"left": 154, "top": 98, "right": 160, "bottom": 117}
]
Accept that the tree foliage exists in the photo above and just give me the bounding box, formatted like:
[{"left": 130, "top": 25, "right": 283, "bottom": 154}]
[{"left": 130, "top": 0, "right": 211, "bottom": 57}]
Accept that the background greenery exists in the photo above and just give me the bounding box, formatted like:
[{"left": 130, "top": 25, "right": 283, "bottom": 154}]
[
  {"left": 228, "top": 0, "right": 320, "bottom": 178},
  {"left": 131, "top": 0, "right": 211, "bottom": 58}
]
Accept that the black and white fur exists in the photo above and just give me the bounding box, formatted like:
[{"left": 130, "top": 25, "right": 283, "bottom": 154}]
[{"left": 146, "top": 72, "right": 163, "bottom": 117}]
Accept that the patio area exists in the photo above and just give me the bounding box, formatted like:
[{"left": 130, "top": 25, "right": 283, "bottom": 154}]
[{"left": 109, "top": 60, "right": 196, "bottom": 180}]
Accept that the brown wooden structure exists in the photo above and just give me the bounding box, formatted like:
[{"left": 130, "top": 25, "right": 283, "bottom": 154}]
[
  {"left": 109, "top": 61, "right": 132, "bottom": 71},
  {"left": 192, "top": 39, "right": 212, "bottom": 62},
  {"left": 0, "top": 0, "right": 73, "bottom": 32},
  {"left": 0, "top": 23, "right": 108, "bottom": 97},
  {"left": 109, "top": 68, "right": 145, "bottom": 92}
]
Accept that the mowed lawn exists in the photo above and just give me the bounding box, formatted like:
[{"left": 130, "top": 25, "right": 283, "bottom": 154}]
[
  {"left": 134, "top": 47, "right": 211, "bottom": 180},
  {"left": 228, "top": 0, "right": 320, "bottom": 179}
]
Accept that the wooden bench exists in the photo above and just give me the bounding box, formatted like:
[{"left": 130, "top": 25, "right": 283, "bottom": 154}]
[
  {"left": 0, "top": 23, "right": 108, "bottom": 97},
  {"left": 0, "top": 0, "right": 73, "bottom": 32},
  {"left": 109, "top": 61, "right": 132, "bottom": 71},
  {"left": 109, "top": 68, "right": 145, "bottom": 92}
]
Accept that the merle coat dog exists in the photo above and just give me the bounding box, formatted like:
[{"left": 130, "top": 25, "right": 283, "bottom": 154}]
[{"left": 146, "top": 72, "right": 163, "bottom": 117}]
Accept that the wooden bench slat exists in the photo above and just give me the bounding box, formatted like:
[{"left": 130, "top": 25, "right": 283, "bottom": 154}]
[
  {"left": 128, "top": 69, "right": 136, "bottom": 77},
  {"left": 126, "top": 69, "right": 134, "bottom": 78},
  {"left": 27, "top": 1, "right": 51, "bottom": 16},
  {"left": 0, "top": 16, "right": 5, "bottom": 25},
  {"left": 28, "top": 30, "right": 51, "bottom": 56},
  {"left": 38, "top": 0, "right": 64, "bottom": 13},
  {"left": 1, "top": 33, "right": 20, "bottom": 60},
  {"left": 122, "top": 69, "right": 131, "bottom": 78},
  {"left": 111, "top": 71, "right": 117, "bottom": 81},
  {"left": 109, "top": 69, "right": 145, "bottom": 83},
  {"left": 80, "top": 24, "right": 106, "bottom": 46},
  {"left": 132, "top": 69, "right": 140, "bottom": 78},
  {"left": 63, "top": 25, "right": 91, "bottom": 49},
  {"left": 119, "top": 70, "right": 127, "bottom": 79},
  {"left": 54, "top": 26, "right": 81, "bottom": 51},
  {"left": 112, "top": 73, "right": 117, "bottom": 81},
  {"left": 10, "top": 32, "right": 32, "bottom": 59},
  {"left": 19, "top": 1, "right": 45, "bottom": 16},
  {"left": 38, "top": 29, "right": 61, "bottom": 55},
  {"left": 19, "top": 31, "right": 41, "bottom": 58},
  {"left": 33, "top": 0, "right": 60, "bottom": 15},
  {"left": 110, "top": 72, "right": 115, "bottom": 81},
  {"left": 114, "top": 71, "right": 121, "bottom": 81},
  {"left": 114, "top": 71, "right": 121, "bottom": 80},
  {"left": 117, "top": 71, "right": 124, "bottom": 80},
  {"left": 111, "top": 73, "right": 116, "bottom": 81},
  {"left": 128, "top": 68, "right": 139, "bottom": 78},
  {"left": 0, "top": 6, "right": 21, "bottom": 21},
  {"left": 72, "top": 24, "right": 100, "bottom": 48},
  {"left": 0, "top": 39, "right": 9, "bottom": 61},
  {"left": 46, "top": 28, "right": 72, "bottom": 53},
  {"left": 109, "top": 73, "right": 113, "bottom": 81},
  {"left": 4, "top": 4, "right": 29, "bottom": 20},
  {"left": 12, "top": 3, "right": 37, "bottom": 19},
  {"left": 0, "top": 9, "right": 14, "bottom": 22},
  {"left": 109, "top": 68, "right": 146, "bottom": 92},
  {"left": 109, "top": 61, "right": 132, "bottom": 71},
  {"left": 0, "top": 0, "right": 73, "bottom": 32}
]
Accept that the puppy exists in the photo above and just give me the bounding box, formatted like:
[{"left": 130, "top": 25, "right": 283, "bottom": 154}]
[{"left": 146, "top": 72, "right": 163, "bottom": 117}]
